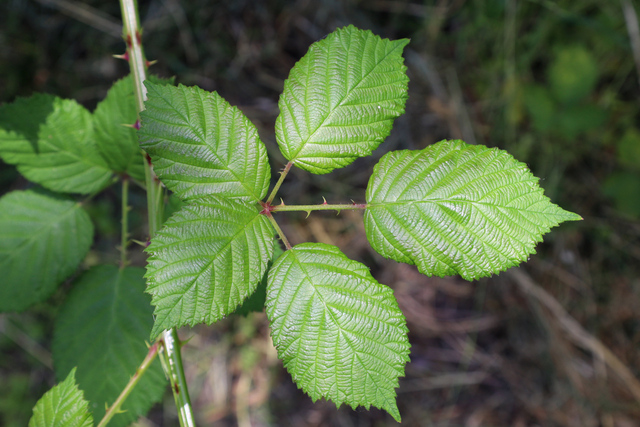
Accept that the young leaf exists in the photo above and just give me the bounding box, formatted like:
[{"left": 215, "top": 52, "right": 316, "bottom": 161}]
[
  {"left": 52, "top": 266, "right": 166, "bottom": 427},
  {"left": 138, "top": 82, "right": 271, "bottom": 202},
  {"left": 266, "top": 243, "right": 410, "bottom": 422},
  {"left": 145, "top": 195, "right": 275, "bottom": 338},
  {"left": 275, "top": 25, "right": 409, "bottom": 174},
  {"left": 365, "top": 140, "right": 582, "bottom": 280},
  {"left": 0, "top": 95, "right": 113, "bottom": 194},
  {"left": 29, "top": 368, "right": 93, "bottom": 427},
  {"left": 0, "top": 190, "right": 93, "bottom": 312},
  {"left": 93, "top": 75, "right": 145, "bottom": 181}
]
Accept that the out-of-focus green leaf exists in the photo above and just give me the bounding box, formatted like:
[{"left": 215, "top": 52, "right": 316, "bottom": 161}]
[
  {"left": 0, "top": 190, "right": 93, "bottom": 312},
  {"left": 53, "top": 266, "right": 166, "bottom": 427},
  {"left": 548, "top": 45, "right": 598, "bottom": 105},
  {"left": 0, "top": 95, "right": 113, "bottom": 194}
]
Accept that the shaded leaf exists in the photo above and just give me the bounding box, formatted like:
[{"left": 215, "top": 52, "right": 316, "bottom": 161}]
[
  {"left": 93, "top": 75, "right": 145, "bottom": 181},
  {"left": 0, "top": 95, "right": 112, "bottom": 194},
  {"left": 275, "top": 25, "right": 409, "bottom": 174},
  {"left": 145, "top": 196, "right": 274, "bottom": 337},
  {"left": 0, "top": 190, "right": 93, "bottom": 312},
  {"left": 266, "top": 243, "right": 409, "bottom": 422},
  {"left": 52, "top": 266, "right": 166, "bottom": 427},
  {"left": 139, "top": 82, "right": 270, "bottom": 201},
  {"left": 365, "top": 140, "right": 582, "bottom": 280},
  {"left": 29, "top": 368, "right": 93, "bottom": 427}
]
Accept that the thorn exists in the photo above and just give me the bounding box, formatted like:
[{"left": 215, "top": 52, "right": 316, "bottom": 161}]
[
  {"left": 322, "top": 196, "right": 327, "bottom": 205},
  {"left": 279, "top": 198, "right": 285, "bottom": 206},
  {"left": 305, "top": 210, "right": 311, "bottom": 219},
  {"left": 125, "top": 34, "right": 133, "bottom": 48},
  {"left": 134, "top": 119, "right": 141, "bottom": 130},
  {"left": 146, "top": 59, "right": 158, "bottom": 67},
  {"left": 113, "top": 52, "right": 129, "bottom": 61},
  {"left": 135, "top": 30, "right": 142, "bottom": 45}
]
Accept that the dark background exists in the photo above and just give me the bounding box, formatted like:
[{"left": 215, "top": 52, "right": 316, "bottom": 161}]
[{"left": 1, "top": 1, "right": 639, "bottom": 426}]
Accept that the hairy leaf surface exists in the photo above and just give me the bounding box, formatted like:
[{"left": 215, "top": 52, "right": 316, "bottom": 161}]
[
  {"left": 52, "top": 266, "right": 166, "bottom": 427},
  {"left": 0, "top": 94, "right": 113, "bottom": 194},
  {"left": 266, "top": 243, "right": 409, "bottom": 421},
  {"left": 275, "top": 25, "right": 409, "bottom": 174},
  {"left": 139, "top": 82, "right": 270, "bottom": 201},
  {"left": 93, "top": 75, "right": 145, "bottom": 180},
  {"left": 0, "top": 190, "right": 93, "bottom": 312},
  {"left": 365, "top": 140, "right": 582, "bottom": 280},
  {"left": 145, "top": 196, "right": 274, "bottom": 338},
  {"left": 29, "top": 368, "right": 93, "bottom": 427}
]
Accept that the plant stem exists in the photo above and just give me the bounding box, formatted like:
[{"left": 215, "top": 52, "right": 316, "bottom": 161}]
[
  {"left": 271, "top": 202, "right": 367, "bottom": 213},
  {"left": 265, "top": 213, "right": 292, "bottom": 250},
  {"left": 119, "top": 0, "right": 195, "bottom": 425},
  {"left": 266, "top": 161, "right": 293, "bottom": 204},
  {"left": 96, "top": 342, "right": 160, "bottom": 427},
  {"left": 120, "top": 177, "right": 130, "bottom": 268},
  {"left": 159, "top": 329, "right": 196, "bottom": 427}
]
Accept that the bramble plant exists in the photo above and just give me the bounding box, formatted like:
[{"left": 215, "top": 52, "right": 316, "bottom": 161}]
[{"left": 0, "top": 16, "right": 580, "bottom": 427}]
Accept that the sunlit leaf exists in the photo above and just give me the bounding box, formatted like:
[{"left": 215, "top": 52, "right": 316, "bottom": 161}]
[
  {"left": 145, "top": 196, "right": 275, "bottom": 337},
  {"left": 365, "top": 140, "right": 582, "bottom": 280},
  {"left": 29, "top": 368, "right": 93, "bottom": 427},
  {"left": 266, "top": 243, "right": 409, "bottom": 421},
  {"left": 139, "top": 82, "right": 270, "bottom": 201},
  {"left": 275, "top": 25, "right": 409, "bottom": 174}
]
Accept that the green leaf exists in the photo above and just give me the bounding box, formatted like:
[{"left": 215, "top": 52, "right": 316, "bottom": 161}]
[
  {"left": 0, "top": 190, "right": 93, "bottom": 312},
  {"left": 145, "top": 196, "right": 275, "bottom": 338},
  {"left": 52, "top": 266, "right": 166, "bottom": 427},
  {"left": 365, "top": 140, "right": 582, "bottom": 280},
  {"left": 548, "top": 45, "right": 598, "bottom": 105},
  {"left": 0, "top": 94, "right": 113, "bottom": 194},
  {"left": 29, "top": 368, "right": 93, "bottom": 427},
  {"left": 138, "top": 82, "right": 271, "bottom": 202},
  {"left": 266, "top": 243, "right": 409, "bottom": 422},
  {"left": 93, "top": 75, "right": 145, "bottom": 181},
  {"left": 275, "top": 25, "right": 409, "bottom": 174}
]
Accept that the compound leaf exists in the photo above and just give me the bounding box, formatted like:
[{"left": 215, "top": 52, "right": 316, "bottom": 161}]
[
  {"left": 93, "top": 75, "right": 145, "bottom": 181},
  {"left": 0, "top": 190, "right": 93, "bottom": 312},
  {"left": 365, "top": 140, "right": 582, "bottom": 280},
  {"left": 0, "top": 94, "right": 113, "bottom": 194},
  {"left": 145, "top": 196, "right": 274, "bottom": 338},
  {"left": 266, "top": 243, "right": 409, "bottom": 422},
  {"left": 52, "top": 266, "right": 166, "bottom": 427},
  {"left": 29, "top": 368, "right": 93, "bottom": 427},
  {"left": 139, "top": 82, "right": 270, "bottom": 202},
  {"left": 275, "top": 25, "right": 409, "bottom": 174}
]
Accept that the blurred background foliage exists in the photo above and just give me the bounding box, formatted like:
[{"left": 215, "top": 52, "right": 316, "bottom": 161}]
[{"left": 1, "top": 0, "right": 639, "bottom": 426}]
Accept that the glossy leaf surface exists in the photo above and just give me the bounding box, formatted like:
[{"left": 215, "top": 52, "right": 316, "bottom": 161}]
[
  {"left": 266, "top": 243, "right": 409, "bottom": 421},
  {"left": 0, "top": 190, "right": 93, "bottom": 312},
  {"left": 275, "top": 25, "right": 409, "bottom": 174},
  {"left": 0, "top": 94, "right": 113, "bottom": 194},
  {"left": 139, "top": 82, "right": 270, "bottom": 201},
  {"left": 145, "top": 196, "right": 274, "bottom": 338},
  {"left": 29, "top": 368, "right": 93, "bottom": 427},
  {"left": 53, "top": 266, "right": 166, "bottom": 427},
  {"left": 365, "top": 140, "right": 582, "bottom": 280}
]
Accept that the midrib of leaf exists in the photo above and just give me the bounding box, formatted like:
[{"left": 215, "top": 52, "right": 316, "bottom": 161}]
[
  {"left": 156, "top": 87, "right": 262, "bottom": 201},
  {"left": 289, "top": 37, "right": 404, "bottom": 160}
]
